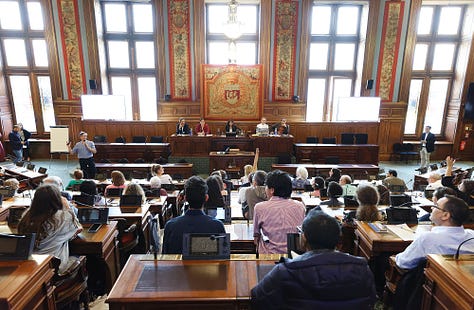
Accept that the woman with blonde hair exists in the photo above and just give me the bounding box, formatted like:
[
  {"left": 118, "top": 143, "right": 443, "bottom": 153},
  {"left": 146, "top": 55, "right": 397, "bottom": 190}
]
[
  {"left": 150, "top": 164, "right": 172, "bottom": 184},
  {"left": 240, "top": 164, "right": 253, "bottom": 185}
]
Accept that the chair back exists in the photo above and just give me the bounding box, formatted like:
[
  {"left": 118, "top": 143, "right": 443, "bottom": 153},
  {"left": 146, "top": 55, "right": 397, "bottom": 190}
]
[
  {"left": 341, "top": 133, "right": 354, "bottom": 144},
  {"left": 93, "top": 135, "right": 107, "bottom": 143},
  {"left": 150, "top": 136, "right": 163, "bottom": 143},
  {"left": 322, "top": 137, "right": 336, "bottom": 144},
  {"left": 354, "top": 133, "right": 368, "bottom": 144},
  {"left": 115, "top": 136, "right": 126, "bottom": 143},
  {"left": 306, "top": 137, "right": 319, "bottom": 144},
  {"left": 52, "top": 256, "right": 89, "bottom": 309},
  {"left": 132, "top": 136, "right": 146, "bottom": 143},
  {"left": 147, "top": 214, "right": 160, "bottom": 257}
]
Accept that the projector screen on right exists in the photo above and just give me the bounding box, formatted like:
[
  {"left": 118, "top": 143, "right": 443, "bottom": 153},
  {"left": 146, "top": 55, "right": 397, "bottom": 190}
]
[{"left": 335, "top": 97, "right": 381, "bottom": 121}]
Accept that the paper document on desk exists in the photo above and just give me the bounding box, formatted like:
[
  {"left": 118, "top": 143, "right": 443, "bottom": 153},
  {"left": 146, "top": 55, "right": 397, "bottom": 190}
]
[{"left": 385, "top": 224, "right": 416, "bottom": 241}]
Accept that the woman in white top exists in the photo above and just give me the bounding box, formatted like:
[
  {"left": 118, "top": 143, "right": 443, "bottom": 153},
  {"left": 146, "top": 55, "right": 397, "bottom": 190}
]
[{"left": 150, "top": 164, "right": 173, "bottom": 184}]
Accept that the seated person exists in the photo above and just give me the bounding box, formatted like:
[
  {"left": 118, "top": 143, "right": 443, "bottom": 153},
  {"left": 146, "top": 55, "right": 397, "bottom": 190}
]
[
  {"left": 320, "top": 181, "right": 344, "bottom": 207},
  {"left": 426, "top": 172, "right": 442, "bottom": 190},
  {"left": 43, "top": 176, "right": 72, "bottom": 201},
  {"left": 3, "top": 178, "right": 20, "bottom": 197},
  {"left": 105, "top": 170, "right": 126, "bottom": 196},
  {"left": 245, "top": 170, "right": 268, "bottom": 220},
  {"left": 195, "top": 118, "right": 210, "bottom": 135},
  {"left": 122, "top": 182, "right": 146, "bottom": 205},
  {"left": 79, "top": 180, "right": 106, "bottom": 205},
  {"left": 150, "top": 164, "right": 173, "bottom": 184},
  {"left": 442, "top": 156, "right": 474, "bottom": 205},
  {"left": 376, "top": 184, "right": 390, "bottom": 206},
  {"left": 396, "top": 195, "right": 474, "bottom": 269},
  {"left": 162, "top": 176, "right": 225, "bottom": 254},
  {"left": 418, "top": 186, "right": 456, "bottom": 221},
  {"left": 325, "top": 168, "right": 341, "bottom": 187},
  {"left": 66, "top": 169, "right": 84, "bottom": 190},
  {"left": 176, "top": 117, "right": 191, "bottom": 135},
  {"left": 311, "top": 176, "right": 325, "bottom": 198},
  {"left": 204, "top": 175, "right": 225, "bottom": 217},
  {"left": 18, "top": 185, "right": 82, "bottom": 273},
  {"left": 355, "top": 184, "right": 383, "bottom": 222},
  {"left": 225, "top": 119, "right": 239, "bottom": 134},
  {"left": 256, "top": 117, "right": 269, "bottom": 136},
  {"left": 272, "top": 118, "right": 290, "bottom": 135},
  {"left": 339, "top": 174, "right": 357, "bottom": 196},
  {"left": 251, "top": 210, "right": 376, "bottom": 309},
  {"left": 382, "top": 169, "right": 408, "bottom": 192},
  {"left": 253, "top": 170, "right": 305, "bottom": 254},
  {"left": 149, "top": 176, "right": 168, "bottom": 196},
  {"left": 240, "top": 164, "right": 253, "bottom": 185},
  {"left": 292, "top": 166, "right": 311, "bottom": 189}
]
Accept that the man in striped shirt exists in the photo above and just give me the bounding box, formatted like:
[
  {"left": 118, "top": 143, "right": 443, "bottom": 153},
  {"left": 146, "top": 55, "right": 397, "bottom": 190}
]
[{"left": 253, "top": 170, "right": 306, "bottom": 254}]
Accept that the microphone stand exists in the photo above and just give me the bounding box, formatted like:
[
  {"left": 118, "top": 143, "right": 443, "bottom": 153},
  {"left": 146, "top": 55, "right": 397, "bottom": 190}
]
[{"left": 454, "top": 237, "right": 474, "bottom": 260}]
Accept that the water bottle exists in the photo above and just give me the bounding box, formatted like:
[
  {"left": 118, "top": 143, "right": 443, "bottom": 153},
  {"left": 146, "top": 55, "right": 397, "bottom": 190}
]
[
  {"left": 190, "top": 128, "right": 193, "bottom": 136},
  {"left": 274, "top": 127, "right": 277, "bottom": 135}
]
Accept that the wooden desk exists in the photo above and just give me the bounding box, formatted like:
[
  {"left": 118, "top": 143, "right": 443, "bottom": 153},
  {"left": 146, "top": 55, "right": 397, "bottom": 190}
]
[
  {"left": 95, "top": 142, "right": 170, "bottom": 162},
  {"left": 3, "top": 164, "right": 48, "bottom": 185},
  {"left": 95, "top": 163, "right": 193, "bottom": 178},
  {"left": 422, "top": 254, "right": 474, "bottom": 310},
  {"left": 106, "top": 255, "right": 277, "bottom": 309},
  {"left": 0, "top": 255, "right": 55, "bottom": 310},
  {"left": 273, "top": 163, "right": 379, "bottom": 179},
  {"left": 294, "top": 143, "right": 379, "bottom": 165},
  {"left": 209, "top": 151, "right": 255, "bottom": 175},
  {"left": 0, "top": 197, "right": 31, "bottom": 221},
  {"left": 169, "top": 135, "right": 294, "bottom": 157},
  {"left": 70, "top": 221, "right": 119, "bottom": 292}
]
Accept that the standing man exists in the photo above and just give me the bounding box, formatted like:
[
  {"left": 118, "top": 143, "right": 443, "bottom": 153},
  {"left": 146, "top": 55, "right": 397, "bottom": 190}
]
[
  {"left": 18, "top": 123, "right": 31, "bottom": 161},
  {"left": 9, "top": 125, "right": 23, "bottom": 164},
  {"left": 419, "top": 125, "right": 435, "bottom": 170},
  {"left": 67, "top": 131, "right": 97, "bottom": 179}
]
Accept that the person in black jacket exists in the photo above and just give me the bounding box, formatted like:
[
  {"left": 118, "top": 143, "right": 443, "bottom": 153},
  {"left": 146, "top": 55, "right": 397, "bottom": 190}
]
[
  {"left": 419, "top": 125, "right": 435, "bottom": 169},
  {"left": 176, "top": 117, "right": 191, "bottom": 135},
  {"left": 8, "top": 125, "right": 23, "bottom": 164},
  {"left": 251, "top": 210, "right": 376, "bottom": 310}
]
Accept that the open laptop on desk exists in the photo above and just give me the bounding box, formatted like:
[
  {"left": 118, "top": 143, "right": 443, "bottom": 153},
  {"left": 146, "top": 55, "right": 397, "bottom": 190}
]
[
  {"left": 73, "top": 194, "right": 95, "bottom": 207},
  {"left": 77, "top": 208, "right": 109, "bottom": 233},
  {"left": 119, "top": 195, "right": 143, "bottom": 213},
  {"left": 106, "top": 188, "right": 123, "bottom": 197}
]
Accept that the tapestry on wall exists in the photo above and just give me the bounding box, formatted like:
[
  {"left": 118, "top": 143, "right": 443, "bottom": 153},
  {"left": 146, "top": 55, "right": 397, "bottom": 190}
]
[
  {"left": 376, "top": 0, "right": 405, "bottom": 102},
  {"left": 202, "top": 65, "right": 263, "bottom": 121},
  {"left": 167, "top": 0, "right": 192, "bottom": 100},
  {"left": 272, "top": 0, "right": 299, "bottom": 101},
  {"left": 57, "top": 0, "right": 86, "bottom": 99}
]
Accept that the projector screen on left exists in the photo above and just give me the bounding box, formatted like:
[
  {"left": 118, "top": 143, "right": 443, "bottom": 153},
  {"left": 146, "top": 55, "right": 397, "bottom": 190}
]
[{"left": 81, "top": 95, "right": 126, "bottom": 120}]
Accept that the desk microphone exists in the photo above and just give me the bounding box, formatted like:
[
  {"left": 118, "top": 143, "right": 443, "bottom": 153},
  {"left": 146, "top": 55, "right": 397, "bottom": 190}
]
[
  {"left": 454, "top": 237, "right": 474, "bottom": 260},
  {"left": 393, "top": 201, "right": 420, "bottom": 208},
  {"left": 209, "top": 234, "right": 226, "bottom": 240}
]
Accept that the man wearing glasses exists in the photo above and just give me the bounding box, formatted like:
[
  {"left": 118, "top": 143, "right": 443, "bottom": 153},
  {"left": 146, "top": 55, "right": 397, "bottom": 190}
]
[{"left": 395, "top": 195, "right": 474, "bottom": 269}]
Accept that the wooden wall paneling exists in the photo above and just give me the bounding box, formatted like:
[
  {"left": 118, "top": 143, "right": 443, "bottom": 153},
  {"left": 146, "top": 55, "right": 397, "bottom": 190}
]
[
  {"left": 82, "top": 0, "right": 101, "bottom": 93},
  {"left": 155, "top": 0, "right": 167, "bottom": 102},
  {"left": 157, "top": 102, "right": 201, "bottom": 119},
  {"left": 296, "top": 0, "right": 311, "bottom": 104},
  {"left": 377, "top": 102, "right": 407, "bottom": 160},
  {"left": 360, "top": 0, "right": 380, "bottom": 97},
  {"left": 44, "top": 0, "right": 63, "bottom": 100}
]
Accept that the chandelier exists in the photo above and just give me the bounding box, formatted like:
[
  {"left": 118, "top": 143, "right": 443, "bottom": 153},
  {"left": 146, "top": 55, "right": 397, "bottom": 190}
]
[{"left": 223, "top": 0, "right": 242, "bottom": 40}]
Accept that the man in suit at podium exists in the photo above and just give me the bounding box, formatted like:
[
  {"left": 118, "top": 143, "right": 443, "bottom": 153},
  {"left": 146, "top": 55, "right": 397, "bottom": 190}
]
[
  {"left": 419, "top": 125, "right": 435, "bottom": 170},
  {"left": 162, "top": 176, "right": 225, "bottom": 254}
]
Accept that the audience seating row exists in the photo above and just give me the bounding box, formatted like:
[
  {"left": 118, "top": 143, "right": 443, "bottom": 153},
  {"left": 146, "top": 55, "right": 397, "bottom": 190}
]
[{"left": 94, "top": 135, "right": 164, "bottom": 143}]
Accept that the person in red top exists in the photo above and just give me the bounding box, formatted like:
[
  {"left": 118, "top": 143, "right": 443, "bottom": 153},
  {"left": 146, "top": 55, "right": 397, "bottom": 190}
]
[{"left": 195, "top": 118, "right": 210, "bottom": 135}]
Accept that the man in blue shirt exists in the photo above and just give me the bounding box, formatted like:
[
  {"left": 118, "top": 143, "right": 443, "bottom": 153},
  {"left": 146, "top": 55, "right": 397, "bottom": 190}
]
[
  {"left": 163, "top": 176, "right": 225, "bottom": 254},
  {"left": 8, "top": 125, "right": 23, "bottom": 163},
  {"left": 67, "top": 131, "right": 97, "bottom": 179}
]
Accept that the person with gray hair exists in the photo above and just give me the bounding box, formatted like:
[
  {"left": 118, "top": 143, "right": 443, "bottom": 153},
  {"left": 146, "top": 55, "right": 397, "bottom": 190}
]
[
  {"left": 339, "top": 174, "right": 357, "bottom": 196},
  {"left": 149, "top": 176, "right": 167, "bottom": 196},
  {"left": 43, "top": 176, "right": 72, "bottom": 201},
  {"left": 426, "top": 172, "right": 442, "bottom": 189},
  {"left": 244, "top": 170, "right": 268, "bottom": 220},
  {"left": 292, "top": 166, "right": 310, "bottom": 189}
]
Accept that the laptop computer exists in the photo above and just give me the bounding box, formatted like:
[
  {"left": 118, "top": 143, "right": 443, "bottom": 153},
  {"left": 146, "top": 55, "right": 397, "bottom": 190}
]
[
  {"left": 205, "top": 207, "right": 231, "bottom": 224},
  {"left": 73, "top": 194, "right": 95, "bottom": 207},
  {"left": 119, "top": 195, "right": 143, "bottom": 213},
  {"left": 161, "top": 183, "right": 176, "bottom": 191},
  {"left": 106, "top": 187, "right": 123, "bottom": 197},
  {"left": 343, "top": 196, "right": 359, "bottom": 208},
  {"left": 225, "top": 132, "right": 237, "bottom": 137},
  {"left": 0, "top": 187, "right": 16, "bottom": 199},
  {"left": 77, "top": 208, "right": 109, "bottom": 225},
  {"left": 389, "top": 194, "right": 412, "bottom": 207},
  {"left": 256, "top": 127, "right": 269, "bottom": 136},
  {"left": 145, "top": 188, "right": 162, "bottom": 198}
]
